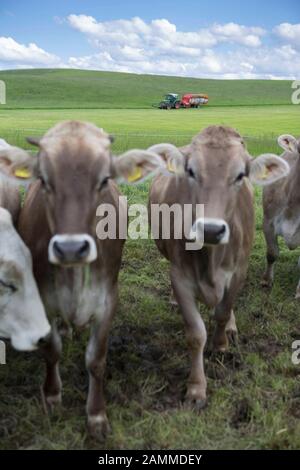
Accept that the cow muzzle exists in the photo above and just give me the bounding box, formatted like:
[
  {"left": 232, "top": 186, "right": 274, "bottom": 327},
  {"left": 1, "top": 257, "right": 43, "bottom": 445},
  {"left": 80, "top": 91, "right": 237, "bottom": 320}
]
[
  {"left": 48, "top": 234, "right": 97, "bottom": 265},
  {"left": 190, "top": 218, "right": 230, "bottom": 246},
  {"left": 11, "top": 327, "right": 51, "bottom": 352}
]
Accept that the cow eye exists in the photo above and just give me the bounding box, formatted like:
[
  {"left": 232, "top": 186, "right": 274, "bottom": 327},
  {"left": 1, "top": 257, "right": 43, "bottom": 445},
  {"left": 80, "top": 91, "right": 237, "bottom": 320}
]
[
  {"left": 235, "top": 172, "right": 245, "bottom": 184},
  {"left": 97, "top": 176, "right": 110, "bottom": 191},
  {"left": 187, "top": 167, "right": 195, "bottom": 178},
  {"left": 0, "top": 280, "right": 17, "bottom": 293}
]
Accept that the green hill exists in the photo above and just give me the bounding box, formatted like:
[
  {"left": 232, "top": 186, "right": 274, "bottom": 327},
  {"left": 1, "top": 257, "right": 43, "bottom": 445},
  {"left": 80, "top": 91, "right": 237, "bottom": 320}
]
[{"left": 0, "top": 68, "right": 293, "bottom": 109}]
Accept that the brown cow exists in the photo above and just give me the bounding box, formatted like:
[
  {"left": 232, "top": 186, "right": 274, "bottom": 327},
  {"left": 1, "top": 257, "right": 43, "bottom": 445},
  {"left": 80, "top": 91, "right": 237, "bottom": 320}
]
[
  {"left": 0, "top": 121, "right": 163, "bottom": 440},
  {"left": 262, "top": 134, "right": 300, "bottom": 298},
  {"left": 148, "top": 126, "right": 289, "bottom": 409}
]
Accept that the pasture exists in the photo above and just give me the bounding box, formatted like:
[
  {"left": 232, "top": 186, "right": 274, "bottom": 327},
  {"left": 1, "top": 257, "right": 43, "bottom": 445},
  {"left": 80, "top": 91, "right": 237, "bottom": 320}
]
[{"left": 0, "top": 71, "right": 299, "bottom": 450}]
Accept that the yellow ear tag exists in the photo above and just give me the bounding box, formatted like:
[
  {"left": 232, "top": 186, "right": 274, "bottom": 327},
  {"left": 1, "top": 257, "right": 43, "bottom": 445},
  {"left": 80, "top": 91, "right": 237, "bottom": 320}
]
[
  {"left": 167, "top": 161, "right": 176, "bottom": 173},
  {"left": 260, "top": 167, "right": 269, "bottom": 180},
  {"left": 14, "top": 167, "right": 32, "bottom": 179},
  {"left": 127, "top": 166, "right": 142, "bottom": 183}
]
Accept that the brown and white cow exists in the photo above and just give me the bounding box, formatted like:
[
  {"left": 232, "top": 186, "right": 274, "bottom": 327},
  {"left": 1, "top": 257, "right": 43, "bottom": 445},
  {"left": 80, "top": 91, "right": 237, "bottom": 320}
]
[
  {"left": 148, "top": 126, "right": 289, "bottom": 409},
  {"left": 0, "top": 121, "right": 163, "bottom": 441},
  {"left": 262, "top": 134, "right": 300, "bottom": 298},
  {"left": 0, "top": 139, "right": 50, "bottom": 351}
]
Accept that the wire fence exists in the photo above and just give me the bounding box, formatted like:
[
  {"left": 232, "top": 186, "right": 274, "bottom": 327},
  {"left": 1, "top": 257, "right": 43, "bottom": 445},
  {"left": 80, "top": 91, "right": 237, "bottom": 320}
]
[{"left": 0, "top": 129, "right": 280, "bottom": 155}]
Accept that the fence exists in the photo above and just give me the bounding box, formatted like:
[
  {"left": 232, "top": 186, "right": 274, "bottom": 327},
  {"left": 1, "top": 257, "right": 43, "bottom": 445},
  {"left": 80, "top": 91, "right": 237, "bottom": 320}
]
[{"left": 0, "top": 129, "right": 280, "bottom": 155}]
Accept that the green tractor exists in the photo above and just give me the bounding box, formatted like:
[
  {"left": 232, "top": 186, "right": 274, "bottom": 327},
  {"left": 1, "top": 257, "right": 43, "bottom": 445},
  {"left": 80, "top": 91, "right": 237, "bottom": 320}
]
[{"left": 157, "top": 93, "right": 181, "bottom": 109}]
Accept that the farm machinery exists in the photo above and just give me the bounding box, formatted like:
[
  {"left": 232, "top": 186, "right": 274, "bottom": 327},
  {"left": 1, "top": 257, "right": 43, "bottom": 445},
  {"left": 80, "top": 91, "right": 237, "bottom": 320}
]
[{"left": 155, "top": 93, "right": 209, "bottom": 109}]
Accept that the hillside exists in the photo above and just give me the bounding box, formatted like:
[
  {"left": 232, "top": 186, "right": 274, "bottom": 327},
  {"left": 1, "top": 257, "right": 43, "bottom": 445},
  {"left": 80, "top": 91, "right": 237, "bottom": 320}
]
[{"left": 0, "top": 68, "right": 293, "bottom": 109}]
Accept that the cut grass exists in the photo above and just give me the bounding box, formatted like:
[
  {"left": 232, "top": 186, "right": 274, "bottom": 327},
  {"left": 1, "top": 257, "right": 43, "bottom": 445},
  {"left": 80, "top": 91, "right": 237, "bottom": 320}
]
[
  {"left": 0, "top": 106, "right": 299, "bottom": 152},
  {"left": 0, "top": 101, "right": 299, "bottom": 450}
]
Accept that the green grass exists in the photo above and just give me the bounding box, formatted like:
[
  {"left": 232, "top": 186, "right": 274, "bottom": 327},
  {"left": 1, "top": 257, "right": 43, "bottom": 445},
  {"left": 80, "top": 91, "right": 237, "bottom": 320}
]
[
  {"left": 0, "top": 71, "right": 299, "bottom": 449},
  {"left": 0, "top": 68, "right": 295, "bottom": 108},
  {"left": 0, "top": 106, "right": 299, "bottom": 154}
]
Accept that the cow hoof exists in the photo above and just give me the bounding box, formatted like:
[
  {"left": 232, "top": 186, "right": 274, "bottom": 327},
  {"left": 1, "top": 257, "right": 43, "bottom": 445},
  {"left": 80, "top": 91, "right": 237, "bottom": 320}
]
[
  {"left": 87, "top": 414, "right": 111, "bottom": 443},
  {"left": 46, "top": 393, "right": 62, "bottom": 406},
  {"left": 261, "top": 278, "right": 272, "bottom": 288},
  {"left": 40, "top": 387, "right": 62, "bottom": 414},
  {"left": 184, "top": 396, "right": 207, "bottom": 412},
  {"left": 184, "top": 385, "right": 207, "bottom": 412},
  {"left": 226, "top": 329, "right": 238, "bottom": 346},
  {"left": 169, "top": 291, "right": 178, "bottom": 307},
  {"left": 212, "top": 337, "right": 229, "bottom": 352}
]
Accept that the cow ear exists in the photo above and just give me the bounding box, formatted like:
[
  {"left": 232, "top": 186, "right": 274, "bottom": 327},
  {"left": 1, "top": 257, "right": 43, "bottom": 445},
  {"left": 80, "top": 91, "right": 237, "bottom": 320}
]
[
  {"left": 147, "top": 143, "right": 186, "bottom": 174},
  {"left": 278, "top": 134, "right": 298, "bottom": 153},
  {"left": 0, "top": 146, "right": 38, "bottom": 182},
  {"left": 249, "top": 154, "right": 290, "bottom": 186},
  {"left": 27, "top": 136, "right": 41, "bottom": 147},
  {"left": 113, "top": 149, "right": 165, "bottom": 184}
]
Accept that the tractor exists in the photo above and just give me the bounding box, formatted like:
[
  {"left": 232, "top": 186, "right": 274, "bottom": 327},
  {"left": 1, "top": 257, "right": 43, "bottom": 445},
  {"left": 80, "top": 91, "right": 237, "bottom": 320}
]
[
  {"left": 155, "top": 93, "right": 209, "bottom": 109},
  {"left": 157, "top": 93, "right": 181, "bottom": 109}
]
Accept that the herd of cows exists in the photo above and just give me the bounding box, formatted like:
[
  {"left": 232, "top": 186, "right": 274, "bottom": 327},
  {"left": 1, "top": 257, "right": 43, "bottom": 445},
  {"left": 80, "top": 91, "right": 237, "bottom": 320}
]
[{"left": 0, "top": 121, "right": 299, "bottom": 442}]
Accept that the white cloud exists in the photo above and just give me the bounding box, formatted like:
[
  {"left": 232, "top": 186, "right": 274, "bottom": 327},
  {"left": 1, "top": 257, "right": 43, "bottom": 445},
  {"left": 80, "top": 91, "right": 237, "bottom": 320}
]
[
  {"left": 67, "top": 15, "right": 265, "bottom": 51},
  {"left": 65, "top": 15, "right": 299, "bottom": 79},
  {"left": 274, "top": 23, "right": 300, "bottom": 48},
  {"left": 0, "top": 17, "right": 299, "bottom": 79},
  {"left": 211, "top": 22, "right": 265, "bottom": 47},
  {"left": 0, "top": 37, "right": 60, "bottom": 66}
]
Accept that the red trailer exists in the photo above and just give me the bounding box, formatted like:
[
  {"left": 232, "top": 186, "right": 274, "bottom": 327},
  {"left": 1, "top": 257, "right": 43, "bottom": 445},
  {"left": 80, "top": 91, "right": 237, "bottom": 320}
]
[{"left": 180, "top": 93, "right": 209, "bottom": 108}]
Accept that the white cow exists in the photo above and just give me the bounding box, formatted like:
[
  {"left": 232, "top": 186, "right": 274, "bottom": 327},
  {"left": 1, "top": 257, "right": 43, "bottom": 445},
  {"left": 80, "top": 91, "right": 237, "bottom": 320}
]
[{"left": 0, "top": 138, "right": 50, "bottom": 351}]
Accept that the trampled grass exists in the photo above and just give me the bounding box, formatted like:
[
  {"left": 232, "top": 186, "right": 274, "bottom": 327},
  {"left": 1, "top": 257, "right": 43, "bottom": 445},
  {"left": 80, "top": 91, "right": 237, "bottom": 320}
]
[{"left": 0, "top": 75, "right": 299, "bottom": 449}]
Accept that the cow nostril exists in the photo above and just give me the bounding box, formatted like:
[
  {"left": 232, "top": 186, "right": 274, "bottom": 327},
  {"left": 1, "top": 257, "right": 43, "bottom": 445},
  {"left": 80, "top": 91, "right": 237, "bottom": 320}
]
[
  {"left": 217, "top": 225, "right": 226, "bottom": 237},
  {"left": 78, "top": 240, "right": 90, "bottom": 257},
  {"left": 37, "top": 336, "right": 49, "bottom": 348},
  {"left": 53, "top": 241, "right": 64, "bottom": 259}
]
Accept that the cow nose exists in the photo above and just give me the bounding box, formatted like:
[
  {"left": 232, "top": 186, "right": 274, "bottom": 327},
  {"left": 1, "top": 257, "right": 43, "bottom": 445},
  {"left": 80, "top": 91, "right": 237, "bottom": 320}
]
[
  {"left": 189, "top": 218, "right": 230, "bottom": 246},
  {"left": 49, "top": 234, "right": 98, "bottom": 265},
  {"left": 204, "top": 221, "right": 229, "bottom": 245},
  {"left": 53, "top": 240, "right": 90, "bottom": 263}
]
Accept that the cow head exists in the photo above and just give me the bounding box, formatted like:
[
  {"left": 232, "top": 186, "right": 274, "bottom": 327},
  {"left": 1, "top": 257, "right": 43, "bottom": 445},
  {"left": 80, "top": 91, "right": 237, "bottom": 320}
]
[
  {"left": 149, "top": 126, "right": 290, "bottom": 246},
  {"left": 277, "top": 134, "right": 300, "bottom": 249},
  {"left": 0, "top": 208, "right": 51, "bottom": 350},
  {"left": 0, "top": 121, "right": 164, "bottom": 266}
]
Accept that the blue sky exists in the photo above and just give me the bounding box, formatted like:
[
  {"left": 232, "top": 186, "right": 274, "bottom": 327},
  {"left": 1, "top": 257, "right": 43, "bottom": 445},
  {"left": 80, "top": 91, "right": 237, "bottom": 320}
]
[{"left": 0, "top": 0, "right": 299, "bottom": 78}]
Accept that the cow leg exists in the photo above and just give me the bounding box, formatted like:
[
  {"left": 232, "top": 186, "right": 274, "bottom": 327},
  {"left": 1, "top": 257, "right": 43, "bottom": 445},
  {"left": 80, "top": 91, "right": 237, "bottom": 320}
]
[
  {"left": 213, "top": 286, "right": 237, "bottom": 352},
  {"left": 40, "top": 322, "right": 62, "bottom": 410},
  {"left": 262, "top": 220, "right": 279, "bottom": 288},
  {"left": 85, "top": 285, "right": 117, "bottom": 442},
  {"left": 171, "top": 268, "right": 207, "bottom": 410}
]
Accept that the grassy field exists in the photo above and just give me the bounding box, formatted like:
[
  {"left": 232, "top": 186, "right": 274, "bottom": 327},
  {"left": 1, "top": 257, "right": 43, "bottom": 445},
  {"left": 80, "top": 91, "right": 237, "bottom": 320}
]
[
  {"left": 0, "top": 106, "right": 299, "bottom": 154},
  {"left": 0, "top": 68, "right": 294, "bottom": 108},
  {"left": 0, "top": 71, "right": 300, "bottom": 450}
]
